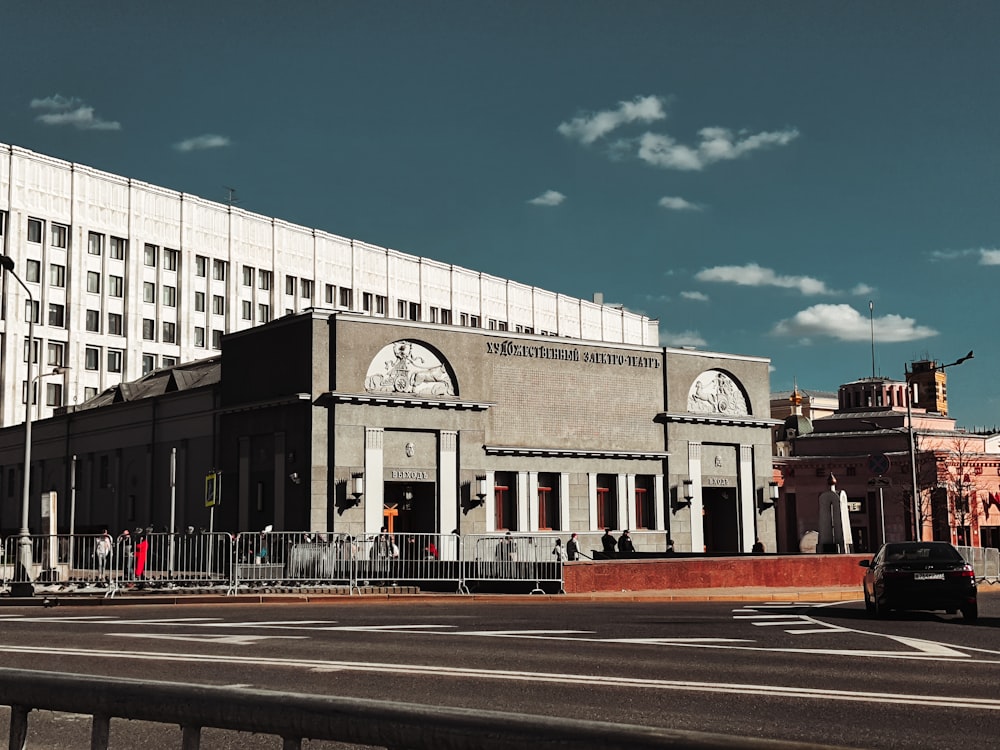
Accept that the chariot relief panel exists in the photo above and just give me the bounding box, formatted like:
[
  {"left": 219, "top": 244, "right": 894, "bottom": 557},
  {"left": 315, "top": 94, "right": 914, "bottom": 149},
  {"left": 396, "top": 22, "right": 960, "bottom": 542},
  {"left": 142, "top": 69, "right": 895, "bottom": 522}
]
[
  {"left": 686, "top": 369, "right": 750, "bottom": 416},
  {"left": 365, "top": 340, "right": 457, "bottom": 397}
]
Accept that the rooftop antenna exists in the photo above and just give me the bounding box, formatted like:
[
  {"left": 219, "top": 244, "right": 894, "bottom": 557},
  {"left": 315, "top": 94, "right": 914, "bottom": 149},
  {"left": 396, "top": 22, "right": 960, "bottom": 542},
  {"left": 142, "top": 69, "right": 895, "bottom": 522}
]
[
  {"left": 224, "top": 186, "right": 239, "bottom": 207},
  {"left": 868, "top": 300, "right": 876, "bottom": 379}
]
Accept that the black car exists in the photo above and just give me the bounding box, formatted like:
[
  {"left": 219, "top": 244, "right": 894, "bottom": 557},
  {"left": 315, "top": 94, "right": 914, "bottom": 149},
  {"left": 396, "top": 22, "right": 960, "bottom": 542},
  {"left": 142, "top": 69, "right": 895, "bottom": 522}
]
[{"left": 860, "top": 541, "right": 978, "bottom": 621}]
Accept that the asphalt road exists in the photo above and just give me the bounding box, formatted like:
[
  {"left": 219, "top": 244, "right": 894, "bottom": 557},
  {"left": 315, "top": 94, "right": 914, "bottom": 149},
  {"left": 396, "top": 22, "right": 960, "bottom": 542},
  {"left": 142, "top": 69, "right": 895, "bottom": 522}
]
[{"left": 2, "top": 592, "right": 1000, "bottom": 749}]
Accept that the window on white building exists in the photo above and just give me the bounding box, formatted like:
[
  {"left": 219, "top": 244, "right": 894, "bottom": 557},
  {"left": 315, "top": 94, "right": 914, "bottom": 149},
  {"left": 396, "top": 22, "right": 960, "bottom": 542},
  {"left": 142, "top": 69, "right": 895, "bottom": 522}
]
[
  {"left": 162, "top": 321, "right": 176, "bottom": 343},
  {"left": 27, "top": 218, "right": 42, "bottom": 243},
  {"left": 143, "top": 282, "right": 156, "bottom": 304},
  {"left": 49, "top": 264, "right": 65, "bottom": 288},
  {"left": 108, "top": 312, "right": 123, "bottom": 336},
  {"left": 195, "top": 327, "right": 205, "bottom": 347},
  {"left": 109, "top": 275, "right": 124, "bottom": 298},
  {"left": 196, "top": 256, "right": 207, "bottom": 277},
  {"left": 86, "top": 310, "right": 100, "bottom": 332},
  {"left": 163, "top": 248, "right": 178, "bottom": 271},
  {"left": 163, "top": 285, "right": 176, "bottom": 307},
  {"left": 144, "top": 244, "right": 157, "bottom": 267},
  {"left": 25, "top": 260, "right": 40, "bottom": 283},
  {"left": 109, "top": 236, "right": 126, "bottom": 260},
  {"left": 47, "top": 341, "right": 64, "bottom": 367},
  {"left": 242, "top": 266, "right": 254, "bottom": 286},
  {"left": 50, "top": 223, "right": 68, "bottom": 248},
  {"left": 142, "top": 319, "right": 155, "bottom": 340},
  {"left": 213, "top": 295, "right": 225, "bottom": 315},
  {"left": 107, "top": 349, "right": 123, "bottom": 373},
  {"left": 85, "top": 347, "right": 100, "bottom": 371},
  {"left": 88, "top": 232, "right": 102, "bottom": 255},
  {"left": 212, "top": 259, "right": 227, "bottom": 281},
  {"left": 48, "top": 303, "right": 65, "bottom": 328},
  {"left": 87, "top": 272, "right": 101, "bottom": 294}
]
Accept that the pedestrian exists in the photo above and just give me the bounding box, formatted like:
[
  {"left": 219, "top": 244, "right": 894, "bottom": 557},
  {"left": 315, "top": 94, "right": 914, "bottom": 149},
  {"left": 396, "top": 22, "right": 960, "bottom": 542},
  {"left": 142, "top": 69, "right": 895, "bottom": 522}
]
[
  {"left": 119, "top": 529, "right": 133, "bottom": 581},
  {"left": 95, "top": 530, "right": 113, "bottom": 581},
  {"left": 135, "top": 532, "right": 149, "bottom": 580},
  {"left": 665, "top": 537, "right": 675, "bottom": 554},
  {"left": 552, "top": 538, "right": 567, "bottom": 562},
  {"left": 566, "top": 532, "right": 581, "bottom": 561},
  {"left": 601, "top": 528, "right": 617, "bottom": 555},
  {"left": 618, "top": 529, "right": 635, "bottom": 554},
  {"left": 752, "top": 537, "right": 765, "bottom": 555}
]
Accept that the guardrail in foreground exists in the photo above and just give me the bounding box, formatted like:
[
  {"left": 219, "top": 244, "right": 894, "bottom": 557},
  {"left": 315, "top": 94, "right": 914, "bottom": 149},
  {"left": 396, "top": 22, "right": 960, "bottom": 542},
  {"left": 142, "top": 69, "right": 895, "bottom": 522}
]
[{"left": 0, "top": 667, "right": 857, "bottom": 750}]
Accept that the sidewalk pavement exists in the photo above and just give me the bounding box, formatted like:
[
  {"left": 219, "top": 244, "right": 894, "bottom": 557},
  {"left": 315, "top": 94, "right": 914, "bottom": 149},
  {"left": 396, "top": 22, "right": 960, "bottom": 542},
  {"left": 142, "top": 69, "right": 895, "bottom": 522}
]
[{"left": 0, "top": 583, "right": 868, "bottom": 606}]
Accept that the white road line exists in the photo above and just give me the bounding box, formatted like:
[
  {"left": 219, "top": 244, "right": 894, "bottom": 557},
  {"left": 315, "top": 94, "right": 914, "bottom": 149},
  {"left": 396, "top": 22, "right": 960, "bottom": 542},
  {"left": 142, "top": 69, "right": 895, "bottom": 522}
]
[
  {"left": 111, "top": 634, "right": 308, "bottom": 645},
  {"left": 0, "top": 643, "right": 994, "bottom": 711}
]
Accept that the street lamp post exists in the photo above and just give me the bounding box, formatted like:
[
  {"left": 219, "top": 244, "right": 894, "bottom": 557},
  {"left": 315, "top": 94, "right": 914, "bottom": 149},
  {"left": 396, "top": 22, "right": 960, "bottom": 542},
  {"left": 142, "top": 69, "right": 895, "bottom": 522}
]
[
  {"left": 1, "top": 255, "right": 35, "bottom": 596},
  {"left": 904, "top": 351, "right": 973, "bottom": 542}
]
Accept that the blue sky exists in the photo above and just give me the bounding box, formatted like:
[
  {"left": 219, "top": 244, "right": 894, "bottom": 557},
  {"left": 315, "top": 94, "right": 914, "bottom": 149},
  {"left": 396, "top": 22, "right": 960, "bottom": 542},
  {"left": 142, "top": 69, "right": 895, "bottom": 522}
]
[{"left": 4, "top": 1, "right": 999, "bottom": 428}]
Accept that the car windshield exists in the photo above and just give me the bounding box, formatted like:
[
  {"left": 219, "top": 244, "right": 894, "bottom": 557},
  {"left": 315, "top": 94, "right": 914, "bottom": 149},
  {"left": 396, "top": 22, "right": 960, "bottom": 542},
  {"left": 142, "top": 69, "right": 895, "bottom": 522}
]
[{"left": 883, "top": 543, "right": 962, "bottom": 563}]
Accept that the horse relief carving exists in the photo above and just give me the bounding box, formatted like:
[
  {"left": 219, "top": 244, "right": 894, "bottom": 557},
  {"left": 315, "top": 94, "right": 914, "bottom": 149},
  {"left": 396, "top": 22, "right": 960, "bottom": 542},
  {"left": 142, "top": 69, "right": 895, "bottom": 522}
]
[{"left": 365, "top": 340, "right": 456, "bottom": 397}]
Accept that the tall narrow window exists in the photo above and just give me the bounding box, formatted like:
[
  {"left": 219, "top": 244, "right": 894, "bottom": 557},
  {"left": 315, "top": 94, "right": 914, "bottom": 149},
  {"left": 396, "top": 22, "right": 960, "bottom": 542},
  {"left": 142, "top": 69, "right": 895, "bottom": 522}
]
[
  {"left": 144, "top": 244, "right": 157, "bottom": 267},
  {"left": 597, "top": 474, "right": 618, "bottom": 530},
  {"left": 538, "top": 472, "right": 560, "bottom": 530},
  {"left": 88, "top": 231, "right": 103, "bottom": 255},
  {"left": 87, "top": 272, "right": 101, "bottom": 294},
  {"left": 195, "top": 256, "right": 207, "bottom": 277},
  {"left": 634, "top": 475, "right": 654, "bottom": 530},
  {"left": 212, "top": 259, "right": 227, "bottom": 281},
  {"left": 494, "top": 471, "right": 517, "bottom": 531},
  {"left": 242, "top": 266, "right": 254, "bottom": 286}
]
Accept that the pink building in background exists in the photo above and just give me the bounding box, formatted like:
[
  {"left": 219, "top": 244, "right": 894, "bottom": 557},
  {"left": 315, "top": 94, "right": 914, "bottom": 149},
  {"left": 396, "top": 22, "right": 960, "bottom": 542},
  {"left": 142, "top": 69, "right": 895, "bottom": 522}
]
[{"left": 773, "top": 362, "right": 1000, "bottom": 554}]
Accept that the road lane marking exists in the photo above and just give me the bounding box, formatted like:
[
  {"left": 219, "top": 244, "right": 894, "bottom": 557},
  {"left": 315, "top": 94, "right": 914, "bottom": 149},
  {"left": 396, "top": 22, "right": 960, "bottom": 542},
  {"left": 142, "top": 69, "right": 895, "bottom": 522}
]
[
  {"left": 111, "top": 634, "right": 308, "bottom": 645},
  {"left": 0, "top": 643, "right": 996, "bottom": 711}
]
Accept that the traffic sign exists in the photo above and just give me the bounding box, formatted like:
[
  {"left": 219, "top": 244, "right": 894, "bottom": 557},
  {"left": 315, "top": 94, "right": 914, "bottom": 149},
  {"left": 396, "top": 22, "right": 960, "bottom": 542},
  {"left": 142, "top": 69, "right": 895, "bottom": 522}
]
[
  {"left": 205, "top": 471, "right": 221, "bottom": 508},
  {"left": 868, "top": 453, "right": 890, "bottom": 476}
]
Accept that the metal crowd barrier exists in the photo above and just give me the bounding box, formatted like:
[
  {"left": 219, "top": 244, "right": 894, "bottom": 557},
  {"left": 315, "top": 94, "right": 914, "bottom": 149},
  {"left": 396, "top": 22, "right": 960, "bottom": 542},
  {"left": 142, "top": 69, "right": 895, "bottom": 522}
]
[
  {"left": 462, "top": 534, "right": 565, "bottom": 594},
  {"left": 1, "top": 531, "right": 569, "bottom": 596},
  {"left": 0, "top": 667, "right": 851, "bottom": 750},
  {"left": 956, "top": 545, "right": 1000, "bottom": 583},
  {"left": 105, "top": 531, "right": 233, "bottom": 597}
]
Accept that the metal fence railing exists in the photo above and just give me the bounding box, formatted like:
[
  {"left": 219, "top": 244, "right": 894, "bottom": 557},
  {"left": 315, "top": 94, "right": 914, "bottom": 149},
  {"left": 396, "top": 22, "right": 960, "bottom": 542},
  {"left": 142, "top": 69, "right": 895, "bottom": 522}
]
[
  {"left": 1, "top": 530, "right": 569, "bottom": 596},
  {"left": 956, "top": 545, "right": 1000, "bottom": 583},
  {"left": 0, "top": 667, "right": 853, "bottom": 750}
]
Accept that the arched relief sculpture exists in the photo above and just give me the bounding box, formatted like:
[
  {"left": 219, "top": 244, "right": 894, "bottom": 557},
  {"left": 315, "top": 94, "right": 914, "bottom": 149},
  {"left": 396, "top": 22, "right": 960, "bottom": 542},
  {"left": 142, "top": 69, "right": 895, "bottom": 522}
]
[
  {"left": 687, "top": 369, "right": 749, "bottom": 416},
  {"left": 365, "top": 340, "right": 456, "bottom": 397}
]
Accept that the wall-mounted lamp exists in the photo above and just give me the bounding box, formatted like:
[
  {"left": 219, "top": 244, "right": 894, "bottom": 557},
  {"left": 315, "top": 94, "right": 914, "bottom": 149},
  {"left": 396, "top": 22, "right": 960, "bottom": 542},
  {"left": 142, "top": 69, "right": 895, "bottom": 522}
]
[
  {"left": 343, "top": 472, "right": 364, "bottom": 508},
  {"left": 674, "top": 479, "right": 694, "bottom": 511},
  {"left": 464, "top": 475, "right": 488, "bottom": 515},
  {"left": 759, "top": 480, "right": 780, "bottom": 511}
]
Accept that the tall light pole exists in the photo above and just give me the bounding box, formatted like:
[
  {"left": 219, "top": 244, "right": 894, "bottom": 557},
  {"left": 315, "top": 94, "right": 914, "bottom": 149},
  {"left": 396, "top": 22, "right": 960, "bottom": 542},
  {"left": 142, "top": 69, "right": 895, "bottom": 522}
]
[
  {"left": 0, "top": 255, "right": 35, "bottom": 595},
  {"left": 905, "top": 350, "right": 973, "bottom": 541}
]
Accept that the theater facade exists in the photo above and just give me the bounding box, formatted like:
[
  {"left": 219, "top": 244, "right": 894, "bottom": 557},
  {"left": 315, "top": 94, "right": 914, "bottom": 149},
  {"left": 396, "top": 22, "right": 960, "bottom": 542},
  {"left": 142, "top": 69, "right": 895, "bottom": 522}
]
[{"left": 0, "top": 308, "right": 779, "bottom": 553}]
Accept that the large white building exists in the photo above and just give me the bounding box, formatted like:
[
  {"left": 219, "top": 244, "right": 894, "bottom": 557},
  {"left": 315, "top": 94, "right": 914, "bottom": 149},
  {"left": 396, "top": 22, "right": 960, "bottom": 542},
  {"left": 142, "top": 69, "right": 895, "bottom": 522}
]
[{"left": 0, "top": 143, "right": 658, "bottom": 428}]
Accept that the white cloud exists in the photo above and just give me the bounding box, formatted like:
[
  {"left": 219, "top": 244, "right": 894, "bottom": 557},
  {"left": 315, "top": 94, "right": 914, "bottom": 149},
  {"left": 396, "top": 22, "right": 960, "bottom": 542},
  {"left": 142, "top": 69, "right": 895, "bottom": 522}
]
[
  {"left": 31, "top": 94, "right": 120, "bottom": 131},
  {"left": 557, "top": 95, "right": 667, "bottom": 145},
  {"left": 680, "top": 290, "right": 709, "bottom": 302},
  {"left": 850, "top": 283, "right": 875, "bottom": 295},
  {"left": 695, "top": 263, "right": 831, "bottom": 295},
  {"left": 659, "top": 328, "right": 707, "bottom": 348},
  {"left": 528, "top": 190, "right": 566, "bottom": 207},
  {"left": 979, "top": 249, "right": 1000, "bottom": 265},
  {"left": 638, "top": 126, "right": 798, "bottom": 171},
  {"left": 771, "top": 304, "right": 937, "bottom": 343},
  {"left": 174, "top": 134, "right": 231, "bottom": 152},
  {"left": 658, "top": 196, "right": 703, "bottom": 212},
  {"left": 929, "top": 247, "right": 1000, "bottom": 265}
]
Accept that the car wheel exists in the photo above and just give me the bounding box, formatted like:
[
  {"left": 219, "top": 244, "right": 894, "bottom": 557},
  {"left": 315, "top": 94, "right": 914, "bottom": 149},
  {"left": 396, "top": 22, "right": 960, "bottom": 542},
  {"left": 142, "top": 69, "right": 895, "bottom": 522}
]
[
  {"left": 961, "top": 603, "right": 978, "bottom": 622},
  {"left": 874, "top": 592, "right": 889, "bottom": 619},
  {"left": 864, "top": 589, "right": 875, "bottom": 615}
]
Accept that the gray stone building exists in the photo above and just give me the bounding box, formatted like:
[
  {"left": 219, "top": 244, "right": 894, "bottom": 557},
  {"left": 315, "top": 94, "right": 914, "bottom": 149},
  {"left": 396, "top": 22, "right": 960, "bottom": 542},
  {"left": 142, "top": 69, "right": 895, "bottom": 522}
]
[{"left": 0, "top": 309, "right": 778, "bottom": 554}]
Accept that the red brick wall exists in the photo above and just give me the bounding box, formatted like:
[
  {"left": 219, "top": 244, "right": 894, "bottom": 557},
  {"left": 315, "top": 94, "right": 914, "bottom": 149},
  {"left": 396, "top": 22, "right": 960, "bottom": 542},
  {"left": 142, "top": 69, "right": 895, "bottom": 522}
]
[{"left": 563, "top": 554, "right": 868, "bottom": 593}]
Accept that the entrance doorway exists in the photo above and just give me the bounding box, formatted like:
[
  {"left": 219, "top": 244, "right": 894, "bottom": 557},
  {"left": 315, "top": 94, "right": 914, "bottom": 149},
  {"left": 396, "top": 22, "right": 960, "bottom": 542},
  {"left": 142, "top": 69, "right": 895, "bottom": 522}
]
[
  {"left": 383, "top": 481, "right": 437, "bottom": 534},
  {"left": 702, "top": 487, "right": 740, "bottom": 553}
]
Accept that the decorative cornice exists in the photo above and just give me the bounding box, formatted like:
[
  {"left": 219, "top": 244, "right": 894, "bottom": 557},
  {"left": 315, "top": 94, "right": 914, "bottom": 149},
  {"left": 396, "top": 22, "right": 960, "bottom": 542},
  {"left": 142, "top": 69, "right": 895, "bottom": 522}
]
[
  {"left": 657, "top": 412, "right": 782, "bottom": 428},
  {"left": 483, "top": 445, "right": 668, "bottom": 460},
  {"left": 323, "top": 392, "right": 492, "bottom": 411}
]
